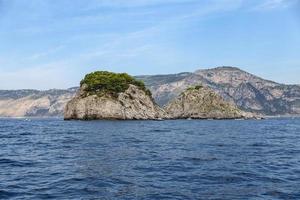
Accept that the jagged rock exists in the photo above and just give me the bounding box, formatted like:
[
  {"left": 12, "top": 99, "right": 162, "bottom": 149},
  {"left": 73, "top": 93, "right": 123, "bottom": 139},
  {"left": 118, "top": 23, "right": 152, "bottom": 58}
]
[
  {"left": 64, "top": 85, "right": 167, "bottom": 120},
  {"left": 165, "top": 86, "right": 256, "bottom": 119}
]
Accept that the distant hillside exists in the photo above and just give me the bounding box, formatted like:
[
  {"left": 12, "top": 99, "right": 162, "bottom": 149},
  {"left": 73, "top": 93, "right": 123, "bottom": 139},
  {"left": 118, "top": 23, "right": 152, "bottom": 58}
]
[
  {"left": 137, "top": 67, "right": 300, "bottom": 115},
  {"left": 0, "top": 88, "right": 77, "bottom": 117},
  {"left": 0, "top": 66, "right": 299, "bottom": 117}
]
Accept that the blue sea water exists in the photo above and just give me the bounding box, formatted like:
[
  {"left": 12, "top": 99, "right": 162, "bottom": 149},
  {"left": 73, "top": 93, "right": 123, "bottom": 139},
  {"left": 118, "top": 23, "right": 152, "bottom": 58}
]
[{"left": 0, "top": 118, "right": 300, "bottom": 200}]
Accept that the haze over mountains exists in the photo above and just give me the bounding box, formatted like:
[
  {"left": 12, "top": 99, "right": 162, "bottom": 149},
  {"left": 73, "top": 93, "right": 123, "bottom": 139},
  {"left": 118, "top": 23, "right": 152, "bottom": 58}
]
[{"left": 0, "top": 67, "right": 299, "bottom": 117}]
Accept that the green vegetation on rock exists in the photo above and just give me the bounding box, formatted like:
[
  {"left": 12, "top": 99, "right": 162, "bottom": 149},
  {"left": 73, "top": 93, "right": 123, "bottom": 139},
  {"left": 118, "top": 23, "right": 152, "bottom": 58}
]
[
  {"left": 165, "top": 85, "right": 244, "bottom": 119},
  {"left": 80, "top": 71, "right": 151, "bottom": 97},
  {"left": 186, "top": 85, "right": 203, "bottom": 91},
  {"left": 184, "top": 85, "right": 204, "bottom": 98}
]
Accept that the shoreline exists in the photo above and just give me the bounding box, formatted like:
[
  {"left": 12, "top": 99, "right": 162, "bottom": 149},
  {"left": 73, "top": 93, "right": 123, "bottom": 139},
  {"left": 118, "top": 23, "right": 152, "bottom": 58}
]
[{"left": 1, "top": 115, "right": 300, "bottom": 120}]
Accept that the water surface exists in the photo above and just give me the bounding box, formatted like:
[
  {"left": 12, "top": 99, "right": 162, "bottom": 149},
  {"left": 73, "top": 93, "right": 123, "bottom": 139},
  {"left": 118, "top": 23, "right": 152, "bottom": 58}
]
[{"left": 0, "top": 118, "right": 300, "bottom": 199}]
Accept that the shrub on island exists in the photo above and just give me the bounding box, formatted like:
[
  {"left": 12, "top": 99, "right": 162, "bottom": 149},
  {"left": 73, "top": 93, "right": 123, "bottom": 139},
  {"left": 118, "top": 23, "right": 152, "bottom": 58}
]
[
  {"left": 186, "top": 85, "right": 203, "bottom": 91},
  {"left": 80, "top": 71, "right": 151, "bottom": 97}
]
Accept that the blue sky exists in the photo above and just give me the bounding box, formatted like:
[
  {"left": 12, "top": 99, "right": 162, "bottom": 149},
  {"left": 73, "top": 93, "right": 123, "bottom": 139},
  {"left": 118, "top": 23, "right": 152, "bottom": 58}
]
[{"left": 0, "top": 0, "right": 299, "bottom": 89}]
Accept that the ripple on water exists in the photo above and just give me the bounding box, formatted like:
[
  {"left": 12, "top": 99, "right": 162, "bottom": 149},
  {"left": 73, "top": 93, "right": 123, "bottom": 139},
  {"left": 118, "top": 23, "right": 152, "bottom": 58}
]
[
  {"left": 0, "top": 190, "right": 20, "bottom": 199},
  {"left": 0, "top": 118, "right": 300, "bottom": 199},
  {"left": 0, "top": 158, "right": 36, "bottom": 168}
]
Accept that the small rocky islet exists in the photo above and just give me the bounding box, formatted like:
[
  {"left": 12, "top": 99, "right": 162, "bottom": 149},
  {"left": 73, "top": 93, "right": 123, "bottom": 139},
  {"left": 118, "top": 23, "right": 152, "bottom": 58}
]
[
  {"left": 64, "top": 71, "right": 167, "bottom": 120},
  {"left": 64, "top": 71, "right": 258, "bottom": 120},
  {"left": 164, "top": 86, "right": 255, "bottom": 119}
]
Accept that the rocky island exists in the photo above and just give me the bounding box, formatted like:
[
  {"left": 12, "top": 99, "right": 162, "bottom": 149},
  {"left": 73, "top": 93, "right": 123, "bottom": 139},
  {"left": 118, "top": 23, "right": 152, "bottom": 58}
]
[
  {"left": 64, "top": 71, "right": 166, "bottom": 120},
  {"left": 165, "top": 85, "right": 254, "bottom": 119}
]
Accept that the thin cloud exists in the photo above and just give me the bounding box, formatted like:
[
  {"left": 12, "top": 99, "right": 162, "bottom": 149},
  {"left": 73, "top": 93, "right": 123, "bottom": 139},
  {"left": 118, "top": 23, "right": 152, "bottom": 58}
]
[
  {"left": 253, "top": 0, "right": 296, "bottom": 10},
  {"left": 28, "top": 45, "right": 65, "bottom": 60},
  {"left": 88, "top": 0, "right": 198, "bottom": 8}
]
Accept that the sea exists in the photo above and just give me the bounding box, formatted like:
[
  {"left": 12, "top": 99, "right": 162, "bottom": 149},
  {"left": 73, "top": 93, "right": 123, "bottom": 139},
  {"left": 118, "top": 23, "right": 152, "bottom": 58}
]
[{"left": 0, "top": 118, "right": 299, "bottom": 200}]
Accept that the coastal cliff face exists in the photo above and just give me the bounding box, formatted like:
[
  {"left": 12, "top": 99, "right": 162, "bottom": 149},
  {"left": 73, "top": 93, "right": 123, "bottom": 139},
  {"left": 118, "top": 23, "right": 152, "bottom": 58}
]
[
  {"left": 64, "top": 84, "right": 166, "bottom": 120},
  {"left": 64, "top": 71, "right": 167, "bottom": 120},
  {"left": 165, "top": 86, "right": 250, "bottom": 119}
]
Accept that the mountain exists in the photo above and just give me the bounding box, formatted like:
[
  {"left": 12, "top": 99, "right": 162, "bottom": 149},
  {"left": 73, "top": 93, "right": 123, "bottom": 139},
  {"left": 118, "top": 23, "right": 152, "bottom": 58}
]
[
  {"left": 0, "top": 88, "right": 77, "bottom": 117},
  {"left": 0, "top": 66, "right": 299, "bottom": 117},
  {"left": 137, "top": 67, "right": 300, "bottom": 115}
]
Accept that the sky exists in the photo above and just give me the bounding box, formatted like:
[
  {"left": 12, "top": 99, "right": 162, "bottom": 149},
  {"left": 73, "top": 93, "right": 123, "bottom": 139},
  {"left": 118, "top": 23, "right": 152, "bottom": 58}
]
[{"left": 0, "top": 0, "right": 299, "bottom": 89}]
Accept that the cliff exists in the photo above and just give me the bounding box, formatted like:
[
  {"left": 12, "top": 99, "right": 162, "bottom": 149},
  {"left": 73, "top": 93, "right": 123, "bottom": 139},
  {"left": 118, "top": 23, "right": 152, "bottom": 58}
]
[
  {"left": 165, "top": 86, "right": 254, "bottom": 119},
  {"left": 64, "top": 72, "right": 166, "bottom": 120}
]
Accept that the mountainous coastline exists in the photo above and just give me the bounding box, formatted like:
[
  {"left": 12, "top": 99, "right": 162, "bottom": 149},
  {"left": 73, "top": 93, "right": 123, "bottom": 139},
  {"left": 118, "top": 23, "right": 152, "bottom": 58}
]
[
  {"left": 0, "top": 88, "right": 77, "bottom": 117},
  {"left": 1, "top": 67, "right": 299, "bottom": 117},
  {"left": 137, "top": 67, "right": 300, "bottom": 115}
]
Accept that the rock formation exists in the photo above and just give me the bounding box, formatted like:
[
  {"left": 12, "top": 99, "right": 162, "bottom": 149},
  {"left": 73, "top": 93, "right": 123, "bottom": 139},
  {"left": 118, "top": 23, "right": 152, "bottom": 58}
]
[
  {"left": 64, "top": 72, "right": 166, "bottom": 120},
  {"left": 165, "top": 85, "right": 255, "bottom": 119}
]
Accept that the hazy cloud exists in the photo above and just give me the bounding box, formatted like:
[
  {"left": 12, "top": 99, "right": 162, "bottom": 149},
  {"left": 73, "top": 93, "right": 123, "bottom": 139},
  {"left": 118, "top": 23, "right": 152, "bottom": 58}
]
[{"left": 0, "top": 67, "right": 67, "bottom": 90}]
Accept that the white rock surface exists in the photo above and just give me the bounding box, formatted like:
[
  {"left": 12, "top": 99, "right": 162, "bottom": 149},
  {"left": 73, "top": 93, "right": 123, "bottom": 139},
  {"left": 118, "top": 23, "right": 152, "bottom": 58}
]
[{"left": 64, "top": 85, "right": 167, "bottom": 120}]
